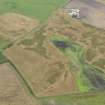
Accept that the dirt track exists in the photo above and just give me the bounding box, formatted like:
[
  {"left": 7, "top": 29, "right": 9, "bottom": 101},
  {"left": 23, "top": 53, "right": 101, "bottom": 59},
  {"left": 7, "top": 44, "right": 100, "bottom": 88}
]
[{"left": 65, "top": 0, "right": 105, "bottom": 29}]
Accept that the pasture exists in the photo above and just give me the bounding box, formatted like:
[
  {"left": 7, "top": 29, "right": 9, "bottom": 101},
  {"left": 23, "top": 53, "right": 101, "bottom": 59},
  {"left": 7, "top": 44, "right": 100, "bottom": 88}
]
[{"left": 0, "top": 0, "right": 67, "bottom": 22}]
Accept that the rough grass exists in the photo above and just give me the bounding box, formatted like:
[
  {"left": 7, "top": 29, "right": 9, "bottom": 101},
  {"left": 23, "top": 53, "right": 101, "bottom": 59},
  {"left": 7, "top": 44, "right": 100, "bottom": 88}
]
[
  {"left": 0, "top": 53, "right": 8, "bottom": 64},
  {"left": 0, "top": 37, "right": 10, "bottom": 52},
  {"left": 0, "top": 0, "right": 67, "bottom": 22},
  {"left": 0, "top": 13, "right": 38, "bottom": 42},
  {"left": 43, "top": 10, "right": 105, "bottom": 71},
  {"left": 50, "top": 34, "right": 105, "bottom": 92}
]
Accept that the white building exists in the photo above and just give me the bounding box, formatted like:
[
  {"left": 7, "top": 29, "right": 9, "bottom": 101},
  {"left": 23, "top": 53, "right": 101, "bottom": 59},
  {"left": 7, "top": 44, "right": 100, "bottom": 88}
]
[{"left": 68, "top": 9, "right": 80, "bottom": 19}]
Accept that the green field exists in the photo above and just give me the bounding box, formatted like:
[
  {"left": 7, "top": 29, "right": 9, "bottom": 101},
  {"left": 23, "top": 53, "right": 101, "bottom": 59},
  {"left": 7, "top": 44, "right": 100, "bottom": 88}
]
[
  {"left": 0, "top": 0, "right": 67, "bottom": 22},
  {"left": 41, "top": 91, "right": 105, "bottom": 105}
]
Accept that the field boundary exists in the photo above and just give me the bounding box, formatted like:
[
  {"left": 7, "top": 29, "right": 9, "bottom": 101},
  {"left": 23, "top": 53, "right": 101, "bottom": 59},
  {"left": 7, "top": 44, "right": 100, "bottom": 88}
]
[{"left": 5, "top": 60, "right": 38, "bottom": 99}]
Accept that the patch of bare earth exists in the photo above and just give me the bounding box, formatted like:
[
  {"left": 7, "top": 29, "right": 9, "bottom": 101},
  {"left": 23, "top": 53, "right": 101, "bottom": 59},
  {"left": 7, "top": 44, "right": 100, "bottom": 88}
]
[
  {"left": 64, "top": 0, "right": 105, "bottom": 29},
  {"left": 0, "top": 64, "right": 39, "bottom": 105},
  {"left": 0, "top": 13, "right": 38, "bottom": 41}
]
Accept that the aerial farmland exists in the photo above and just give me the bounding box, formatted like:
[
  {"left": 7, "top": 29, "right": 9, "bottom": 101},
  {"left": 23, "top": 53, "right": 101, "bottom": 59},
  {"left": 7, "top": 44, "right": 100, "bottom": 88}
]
[{"left": 0, "top": 0, "right": 105, "bottom": 105}]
